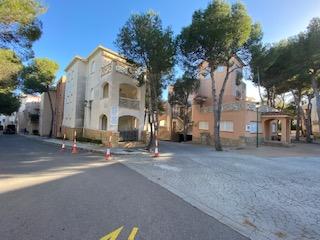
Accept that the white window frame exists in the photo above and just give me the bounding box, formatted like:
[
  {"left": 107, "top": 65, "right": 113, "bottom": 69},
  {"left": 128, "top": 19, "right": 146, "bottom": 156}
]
[
  {"left": 199, "top": 121, "right": 209, "bottom": 130},
  {"left": 220, "top": 121, "right": 234, "bottom": 132}
]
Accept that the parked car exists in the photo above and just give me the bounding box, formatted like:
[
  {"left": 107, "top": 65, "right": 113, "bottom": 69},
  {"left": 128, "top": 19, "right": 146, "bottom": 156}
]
[{"left": 3, "top": 124, "right": 16, "bottom": 134}]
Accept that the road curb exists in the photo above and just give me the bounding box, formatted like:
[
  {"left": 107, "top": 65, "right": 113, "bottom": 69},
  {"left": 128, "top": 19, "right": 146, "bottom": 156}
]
[{"left": 18, "top": 134, "right": 148, "bottom": 156}]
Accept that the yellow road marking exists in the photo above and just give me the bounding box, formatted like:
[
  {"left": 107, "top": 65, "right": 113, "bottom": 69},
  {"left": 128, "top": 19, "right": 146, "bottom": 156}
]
[
  {"left": 128, "top": 227, "right": 139, "bottom": 240},
  {"left": 100, "top": 226, "right": 123, "bottom": 240}
]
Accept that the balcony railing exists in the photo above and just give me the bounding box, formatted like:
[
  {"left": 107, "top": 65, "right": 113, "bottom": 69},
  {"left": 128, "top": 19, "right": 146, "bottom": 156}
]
[{"left": 119, "top": 97, "right": 140, "bottom": 110}]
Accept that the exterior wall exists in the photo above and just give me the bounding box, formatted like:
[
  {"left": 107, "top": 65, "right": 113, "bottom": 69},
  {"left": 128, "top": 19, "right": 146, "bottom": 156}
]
[
  {"left": 192, "top": 101, "right": 263, "bottom": 146},
  {"left": 62, "top": 46, "right": 146, "bottom": 143},
  {"left": 63, "top": 59, "right": 87, "bottom": 129},
  {"left": 53, "top": 76, "right": 66, "bottom": 137},
  {"left": 191, "top": 58, "right": 265, "bottom": 147},
  {"left": 83, "top": 128, "right": 119, "bottom": 146},
  {"left": 17, "top": 95, "right": 41, "bottom": 134},
  {"left": 197, "top": 60, "right": 246, "bottom": 103},
  {"left": 61, "top": 126, "right": 83, "bottom": 140},
  {"left": 39, "top": 91, "right": 56, "bottom": 136},
  {"left": 310, "top": 97, "right": 320, "bottom": 134},
  {"left": 83, "top": 48, "right": 145, "bottom": 140}
]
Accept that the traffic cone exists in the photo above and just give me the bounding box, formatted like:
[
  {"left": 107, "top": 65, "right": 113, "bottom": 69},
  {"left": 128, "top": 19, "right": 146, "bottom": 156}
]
[
  {"left": 71, "top": 131, "right": 78, "bottom": 154},
  {"left": 61, "top": 133, "right": 66, "bottom": 151},
  {"left": 154, "top": 138, "right": 159, "bottom": 157},
  {"left": 105, "top": 136, "right": 112, "bottom": 160}
]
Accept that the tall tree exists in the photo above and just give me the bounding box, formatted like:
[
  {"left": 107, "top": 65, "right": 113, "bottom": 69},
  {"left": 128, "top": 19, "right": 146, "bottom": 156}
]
[
  {"left": 0, "top": 49, "right": 22, "bottom": 92},
  {"left": 178, "top": 0, "right": 261, "bottom": 151},
  {"left": 116, "top": 11, "right": 176, "bottom": 149},
  {"left": 21, "top": 58, "right": 59, "bottom": 137},
  {"left": 0, "top": 0, "right": 45, "bottom": 60},
  {"left": 0, "top": 91, "right": 20, "bottom": 115},
  {"left": 172, "top": 72, "right": 199, "bottom": 141},
  {"left": 304, "top": 18, "right": 320, "bottom": 134}
]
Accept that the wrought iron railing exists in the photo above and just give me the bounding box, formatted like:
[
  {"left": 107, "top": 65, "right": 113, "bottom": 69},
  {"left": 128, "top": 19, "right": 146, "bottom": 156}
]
[{"left": 119, "top": 97, "right": 140, "bottom": 110}]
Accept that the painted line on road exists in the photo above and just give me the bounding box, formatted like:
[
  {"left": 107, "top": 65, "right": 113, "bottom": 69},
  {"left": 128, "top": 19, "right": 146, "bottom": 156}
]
[{"left": 100, "top": 226, "right": 139, "bottom": 240}]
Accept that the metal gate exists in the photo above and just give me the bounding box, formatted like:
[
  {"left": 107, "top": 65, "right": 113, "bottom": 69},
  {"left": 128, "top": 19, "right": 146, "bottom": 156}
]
[{"left": 119, "top": 130, "right": 139, "bottom": 141}]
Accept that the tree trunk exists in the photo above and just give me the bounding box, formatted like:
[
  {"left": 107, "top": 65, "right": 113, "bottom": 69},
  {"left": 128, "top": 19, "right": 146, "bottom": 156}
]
[
  {"left": 311, "top": 76, "right": 320, "bottom": 133},
  {"left": 257, "top": 68, "right": 264, "bottom": 103},
  {"left": 146, "top": 79, "right": 154, "bottom": 150},
  {"left": 303, "top": 95, "right": 313, "bottom": 143},
  {"left": 210, "top": 61, "right": 232, "bottom": 151},
  {"left": 183, "top": 104, "right": 188, "bottom": 142},
  {"left": 47, "top": 90, "right": 54, "bottom": 138},
  {"left": 170, "top": 104, "right": 174, "bottom": 140},
  {"left": 209, "top": 63, "right": 221, "bottom": 151},
  {"left": 292, "top": 90, "right": 301, "bottom": 141}
]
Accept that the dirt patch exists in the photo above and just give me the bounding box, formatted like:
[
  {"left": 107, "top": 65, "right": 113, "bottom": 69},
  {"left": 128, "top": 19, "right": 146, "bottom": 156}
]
[
  {"left": 243, "top": 219, "right": 257, "bottom": 229},
  {"left": 275, "top": 231, "right": 287, "bottom": 238}
]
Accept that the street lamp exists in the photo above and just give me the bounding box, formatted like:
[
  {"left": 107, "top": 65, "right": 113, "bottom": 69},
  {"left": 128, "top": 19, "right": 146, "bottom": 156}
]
[{"left": 256, "top": 102, "right": 260, "bottom": 148}]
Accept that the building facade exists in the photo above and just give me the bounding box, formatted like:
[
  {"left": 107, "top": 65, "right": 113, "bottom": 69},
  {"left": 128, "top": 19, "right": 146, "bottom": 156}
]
[
  {"left": 191, "top": 58, "right": 265, "bottom": 146},
  {"left": 62, "top": 46, "right": 146, "bottom": 145},
  {"left": 17, "top": 94, "right": 41, "bottom": 135},
  {"left": 39, "top": 91, "right": 56, "bottom": 136},
  {"left": 53, "top": 76, "right": 66, "bottom": 138}
]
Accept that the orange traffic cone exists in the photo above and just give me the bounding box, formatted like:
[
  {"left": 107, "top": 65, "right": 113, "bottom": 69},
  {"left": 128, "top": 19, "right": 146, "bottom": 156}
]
[
  {"left": 154, "top": 138, "right": 159, "bottom": 157},
  {"left": 105, "top": 136, "right": 112, "bottom": 160},
  {"left": 71, "top": 131, "right": 78, "bottom": 154},
  {"left": 61, "top": 133, "right": 66, "bottom": 151}
]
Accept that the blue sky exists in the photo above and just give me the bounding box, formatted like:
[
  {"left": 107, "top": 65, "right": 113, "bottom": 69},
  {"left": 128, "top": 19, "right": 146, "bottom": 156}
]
[{"left": 33, "top": 0, "right": 320, "bottom": 99}]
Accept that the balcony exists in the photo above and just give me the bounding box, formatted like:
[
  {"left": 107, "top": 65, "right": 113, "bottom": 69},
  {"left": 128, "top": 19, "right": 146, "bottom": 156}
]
[{"left": 119, "top": 97, "right": 140, "bottom": 110}]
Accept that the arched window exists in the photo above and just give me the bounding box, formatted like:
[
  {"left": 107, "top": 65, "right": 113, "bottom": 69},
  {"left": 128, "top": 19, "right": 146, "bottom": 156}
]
[
  {"left": 90, "top": 61, "right": 96, "bottom": 73},
  {"left": 103, "top": 83, "right": 109, "bottom": 98},
  {"left": 101, "top": 115, "right": 108, "bottom": 130}
]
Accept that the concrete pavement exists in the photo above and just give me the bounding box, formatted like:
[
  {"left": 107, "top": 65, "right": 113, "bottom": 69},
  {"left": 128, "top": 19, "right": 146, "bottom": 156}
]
[
  {"left": 0, "top": 135, "right": 248, "bottom": 240},
  {"left": 120, "top": 141, "right": 320, "bottom": 240}
]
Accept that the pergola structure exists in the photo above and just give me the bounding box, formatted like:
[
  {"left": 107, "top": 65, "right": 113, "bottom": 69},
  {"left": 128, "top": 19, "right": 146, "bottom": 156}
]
[{"left": 261, "top": 112, "right": 292, "bottom": 145}]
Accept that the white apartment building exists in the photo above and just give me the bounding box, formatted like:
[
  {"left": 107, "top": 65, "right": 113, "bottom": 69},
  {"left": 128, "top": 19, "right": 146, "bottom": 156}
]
[{"left": 62, "top": 46, "right": 146, "bottom": 145}]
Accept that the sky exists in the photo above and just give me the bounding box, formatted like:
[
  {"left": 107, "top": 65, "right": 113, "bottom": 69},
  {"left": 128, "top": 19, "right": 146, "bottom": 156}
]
[{"left": 33, "top": 0, "right": 320, "bottom": 101}]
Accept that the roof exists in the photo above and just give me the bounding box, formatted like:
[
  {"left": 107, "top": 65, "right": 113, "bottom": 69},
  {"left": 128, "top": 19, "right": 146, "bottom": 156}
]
[
  {"left": 64, "top": 45, "right": 131, "bottom": 71},
  {"left": 261, "top": 112, "right": 292, "bottom": 118},
  {"left": 64, "top": 56, "right": 87, "bottom": 71}
]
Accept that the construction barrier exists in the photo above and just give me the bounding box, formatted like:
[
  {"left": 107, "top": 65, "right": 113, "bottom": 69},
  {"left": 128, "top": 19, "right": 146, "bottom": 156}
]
[
  {"left": 105, "top": 135, "right": 112, "bottom": 160},
  {"left": 71, "top": 130, "right": 78, "bottom": 154}
]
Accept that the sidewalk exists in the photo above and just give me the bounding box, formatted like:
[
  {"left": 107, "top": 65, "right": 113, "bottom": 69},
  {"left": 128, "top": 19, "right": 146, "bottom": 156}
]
[{"left": 19, "top": 134, "right": 148, "bottom": 156}]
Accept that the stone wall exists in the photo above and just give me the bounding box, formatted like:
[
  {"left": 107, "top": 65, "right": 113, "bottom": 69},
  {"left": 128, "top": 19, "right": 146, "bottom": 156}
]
[
  {"left": 193, "top": 134, "right": 263, "bottom": 147},
  {"left": 158, "top": 126, "right": 171, "bottom": 140},
  {"left": 83, "top": 128, "right": 119, "bottom": 146},
  {"left": 61, "top": 126, "right": 83, "bottom": 140}
]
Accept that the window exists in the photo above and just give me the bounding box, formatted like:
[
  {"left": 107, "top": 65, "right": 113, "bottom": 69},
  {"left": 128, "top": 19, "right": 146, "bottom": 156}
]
[
  {"left": 90, "top": 61, "right": 96, "bottom": 73},
  {"left": 216, "top": 66, "right": 224, "bottom": 72},
  {"left": 199, "top": 121, "right": 209, "bottom": 130},
  {"left": 220, "top": 121, "right": 234, "bottom": 132},
  {"left": 159, "top": 120, "right": 166, "bottom": 127},
  {"left": 101, "top": 115, "right": 108, "bottom": 130},
  {"left": 103, "top": 83, "right": 109, "bottom": 98},
  {"left": 248, "top": 121, "right": 262, "bottom": 133}
]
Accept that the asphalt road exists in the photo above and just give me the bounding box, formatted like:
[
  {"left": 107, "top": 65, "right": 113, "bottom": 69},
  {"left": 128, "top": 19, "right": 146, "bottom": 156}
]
[{"left": 0, "top": 135, "right": 248, "bottom": 240}]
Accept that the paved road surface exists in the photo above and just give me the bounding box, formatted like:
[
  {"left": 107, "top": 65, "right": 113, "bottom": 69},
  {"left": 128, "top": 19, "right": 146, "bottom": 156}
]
[{"left": 0, "top": 135, "right": 248, "bottom": 240}]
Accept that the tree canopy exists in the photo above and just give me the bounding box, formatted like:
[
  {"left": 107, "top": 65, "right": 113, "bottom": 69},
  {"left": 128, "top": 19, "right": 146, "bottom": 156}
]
[
  {"left": 22, "top": 58, "right": 59, "bottom": 94},
  {"left": 116, "top": 11, "right": 176, "bottom": 149},
  {"left": 0, "top": 0, "right": 45, "bottom": 59},
  {"left": 178, "top": 0, "right": 260, "bottom": 150}
]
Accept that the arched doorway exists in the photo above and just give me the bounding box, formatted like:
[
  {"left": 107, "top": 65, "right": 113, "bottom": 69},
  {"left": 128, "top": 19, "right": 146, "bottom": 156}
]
[
  {"left": 118, "top": 115, "right": 139, "bottom": 141},
  {"left": 100, "top": 115, "right": 108, "bottom": 130}
]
